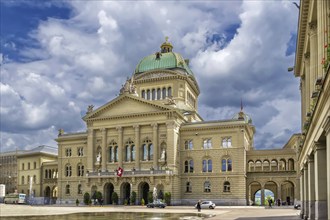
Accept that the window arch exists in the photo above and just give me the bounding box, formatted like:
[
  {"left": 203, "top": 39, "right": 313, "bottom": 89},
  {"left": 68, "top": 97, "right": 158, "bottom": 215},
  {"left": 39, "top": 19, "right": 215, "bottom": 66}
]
[
  {"left": 142, "top": 139, "right": 153, "bottom": 161},
  {"left": 224, "top": 181, "right": 231, "bottom": 192},
  {"left": 162, "top": 87, "right": 166, "bottom": 98},
  {"left": 222, "top": 137, "right": 232, "bottom": 148},
  {"left": 184, "top": 140, "right": 193, "bottom": 150},
  {"left": 78, "top": 184, "right": 82, "bottom": 194},
  {"left": 184, "top": 160, "right": 194, "bottom": 173},
  {"left": 65, "top": 184, "right": 70, "bottom": 194},
  {"left": 186, "top": 181, "right": 192, "bottom": 193},
  {"left": 222, "top": 158, "right": 232, "bottom": 172},
  {"left": 203, "top": 139, "right": 212, "bottom": 149},
  {"left": 202, "top": 159, "right": 212, "bottom": 172},
  {"left": 65, "top": 164, "right": 72, "bottom": 177},
  {"left": 125, "top": 140, "right": 135, "bottom": 162},
  {"left": 167, "top": 87, "right": 172, "bottom": 97},
  {"left": 21, "top": 176, "right": 24, "bottom": 184},
  {"left": 77, "top": 163, "right": 84, "bottom": 177},
  {"left": 204, "top": 180, "right": 211, "bottom": 192},
  {"left": 141, "top": 90, "right": 145, "bottom": 99},
  {"left": 147, "top": 89, "right": 151, "bottom": 100}
]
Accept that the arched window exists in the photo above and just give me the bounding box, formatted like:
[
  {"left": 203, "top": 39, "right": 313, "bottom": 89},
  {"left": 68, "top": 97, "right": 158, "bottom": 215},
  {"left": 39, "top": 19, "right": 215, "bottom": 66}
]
[
  {"left": 28, "top": 162, "right": 30, "bottom": 170},
  {"left": 77, "top": 164, "right": 84, "bottom": 176},
  {"left": 33, "top": 175, "right": 36, "bottom": 183},
  {"left": 222, "top": 158, "right": 232, "bottom": 172},
  {"left": 184, "top": 160, "right": 194, "bottom": 173},
  {"left": 222, "top": 137, "right": 232, "bottom": 148},
  {"left": 152, "top": 89, "right": 156, "bottom": 100},
  {"left": 157, "top": 88, "right": 161, "bottom": 100},
  {"left": 142, "top": 139, "right": 153, "bottom": 161},
  {"left": 147, "top": 89, "right": 151, "bottom": 100},
  {"left": 184, "top": 140, "right": 193, "bottom": 150},
  {"left": 288, "top": 158, "right": 294, "bottom": 171},
  {"left": 65, "top": 164, "right": 72, "bottom": 177},
  {"left": 141, "top": 90, "right": 145, "bottom": 99},
  {"left": 78, "top": 184, "right": 82, "bottom": 194},
  {"left": 22, "top": 163, "right": 24, "bottom": 170},
  {"left": 162, "top": 87, "right": 166, "bottom": 98},
  {"left": 114, "top": 146, "right": 118, "bottom": 162},
  {"left": 202, "top": 159, "right": 212, "bottom": 172},
  {"left": 125, "top": 140, "right": 135, "bottom": 162},
  {"left": 65, "top": 184, "right": 70, "bottom": 194},
  {"left": 204, "top": 180, "right": 211, "bottom": 192},
  {"left": 27, "top": 175, "right": 30, "bottom": 183},
  {"left": 45, "top": 170, "right": 48, "bottom": 179},
  {"left": 167, "top": 87, "right": 172, "bottom": 97},
  {"left": 34, "top": 162, "right": 37, "bottom": 169},
  {"left": 21, "top": 176, "right": 24, "bottom": 184},
  {"left": 109, "top": 141, "right": 117, "bottom": 163},
  {"left": 109, "top": 146, "right": 113, "bottom": 162},
  {"left": 203, "top": 139, "right": 212, "bottom": 149},
  {"left": 186, "top": 181, "right": 192, "bottom": 193},
  {"left": 223, "top": 181, "right": 231, "bottom": 192}
]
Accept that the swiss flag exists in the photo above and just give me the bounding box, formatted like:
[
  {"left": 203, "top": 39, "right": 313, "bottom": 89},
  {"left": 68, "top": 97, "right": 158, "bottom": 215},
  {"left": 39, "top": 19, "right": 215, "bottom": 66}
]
[{"left": 117, "top": 167, "right": 123, "bottom": 177}]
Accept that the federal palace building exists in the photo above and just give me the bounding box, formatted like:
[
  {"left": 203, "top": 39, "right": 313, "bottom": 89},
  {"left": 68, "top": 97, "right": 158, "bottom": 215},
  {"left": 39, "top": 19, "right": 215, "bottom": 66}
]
[{"left": 1, "top": 1, "right": 329, "bottom": 219}]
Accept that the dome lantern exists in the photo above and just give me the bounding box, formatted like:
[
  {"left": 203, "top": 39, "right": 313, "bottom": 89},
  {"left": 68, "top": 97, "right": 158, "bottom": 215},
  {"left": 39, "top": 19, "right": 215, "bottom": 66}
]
[{"left": 160, "top": 36, "right": 173, "bottom": 53}]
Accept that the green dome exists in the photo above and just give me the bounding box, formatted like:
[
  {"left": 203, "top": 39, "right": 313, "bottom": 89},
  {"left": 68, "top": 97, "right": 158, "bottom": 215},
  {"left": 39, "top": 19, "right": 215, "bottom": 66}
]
[{"left": 134, "top": 52, "right": 194, "bottom": 75}]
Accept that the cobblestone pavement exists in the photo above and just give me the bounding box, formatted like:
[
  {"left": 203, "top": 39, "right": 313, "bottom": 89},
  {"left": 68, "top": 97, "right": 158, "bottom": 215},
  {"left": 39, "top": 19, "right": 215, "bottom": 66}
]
[{"left": 0, "top": 204, "right": 301, "bottom": 220}]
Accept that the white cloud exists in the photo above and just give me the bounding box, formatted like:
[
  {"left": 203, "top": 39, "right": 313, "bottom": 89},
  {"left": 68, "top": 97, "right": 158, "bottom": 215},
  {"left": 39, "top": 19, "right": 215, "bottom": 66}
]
[{"left": 1, "top": 0, "right": 300, "bottom": 150}]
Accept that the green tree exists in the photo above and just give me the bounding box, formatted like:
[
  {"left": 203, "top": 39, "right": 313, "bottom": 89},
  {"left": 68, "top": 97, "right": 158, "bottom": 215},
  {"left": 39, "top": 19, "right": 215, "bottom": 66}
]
[
  {"left": 148, "top": 191, "right": 153, "bottom": 203},
  {"left": 141, "top": 198, "right": 145, "bottom": 206},
  {"left": 131, "top": 191, "right": 137, "bottom": 205},
  {"left": 83, "top": 192, "right": 91, "bottom": 205},
  {"left": 112, "top": 192, "right": 118, "bottom": 205},
  {"left": 164, "top": 192, "right": 171, "bottom": 205}
]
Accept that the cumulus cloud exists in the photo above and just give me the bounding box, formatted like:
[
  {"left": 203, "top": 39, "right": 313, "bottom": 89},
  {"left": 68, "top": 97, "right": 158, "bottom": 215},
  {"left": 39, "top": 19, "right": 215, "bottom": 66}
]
[{"left": 1, "top": 0, "right": 300, "bottom": 150}]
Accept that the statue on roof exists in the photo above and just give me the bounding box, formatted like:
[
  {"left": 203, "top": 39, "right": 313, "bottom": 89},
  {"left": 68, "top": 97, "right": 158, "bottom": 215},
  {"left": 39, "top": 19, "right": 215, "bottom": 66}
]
[
  {"left": 87, "top": 105, "right": 94, "bottom": 114},
  {"left": 119, "top": 77, "right": 138, "bottom": 96}
]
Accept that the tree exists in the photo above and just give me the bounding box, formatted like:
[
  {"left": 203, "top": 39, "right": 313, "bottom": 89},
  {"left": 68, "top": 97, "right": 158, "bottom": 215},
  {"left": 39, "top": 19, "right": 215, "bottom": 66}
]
[
  {"left": 164, "top": 192, "right": 171, "bottom": 205},
  {"left": 148, "top": 191, "right": 153, "bottom": 203},
  {"left": 83, "top": 192, "right": 91, "bottom": 205},
  {"left": 112, "top": 192, "right": 118, "bottom": 205},
  {"left": 131, "top": 191, "right": 137, "bottom": 205}
]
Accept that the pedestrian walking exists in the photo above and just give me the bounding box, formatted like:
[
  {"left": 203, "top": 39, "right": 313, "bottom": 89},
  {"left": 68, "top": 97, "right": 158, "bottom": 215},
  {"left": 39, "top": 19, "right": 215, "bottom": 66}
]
[{"left": 196, "top": 200, "right": 201, "bottom": 212}]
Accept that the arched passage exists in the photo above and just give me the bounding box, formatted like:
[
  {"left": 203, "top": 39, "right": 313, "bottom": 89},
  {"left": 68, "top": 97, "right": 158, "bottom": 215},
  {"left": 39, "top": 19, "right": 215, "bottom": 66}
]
[
  {"left": 280, "top": 181, "right": 295, "bottom": 205},
  {"left": 104, "top": 183, "right": 114, "bottom": 204},
  {"left": 44, "top": 186, "right": 51, "bottom": 204},
  {"left": 139, "top": 182, "right": 150, "bottom": 205},
  {"left": 248, "top": 181, "right": 261, "bottom": 205},
  {"left": 121, "top": 182, "right": 131, "bottom": 205}
]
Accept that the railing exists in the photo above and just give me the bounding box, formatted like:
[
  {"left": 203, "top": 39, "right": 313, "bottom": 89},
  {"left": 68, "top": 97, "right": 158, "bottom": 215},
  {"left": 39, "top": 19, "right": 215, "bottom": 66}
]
[{"left": 87, "top": 169, "right": 171, "bottom": 177}]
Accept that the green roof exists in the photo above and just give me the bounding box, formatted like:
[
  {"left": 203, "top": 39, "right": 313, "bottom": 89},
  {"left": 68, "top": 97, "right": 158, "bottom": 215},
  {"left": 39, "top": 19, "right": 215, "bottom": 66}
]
[{"left": 134, "top": 52, "right": 194, "bottom": 75}]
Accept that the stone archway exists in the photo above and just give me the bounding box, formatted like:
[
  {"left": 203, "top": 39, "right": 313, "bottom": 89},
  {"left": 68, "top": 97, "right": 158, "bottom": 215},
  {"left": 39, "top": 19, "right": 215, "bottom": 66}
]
[
  {"left": 51, "top": 186, "right": 58, "bottom": 204},
  {"left": 248, "top": 181, "right": 261, "bottom": 205},
  {"left": 139, "top": 182, "right": 150, "bottom": 205},
  {"left": 280, "top": 181, "right": 295, "bottom": 205},
  {"left": 104, "top": 182, "right": 114, "bottom": 204},
  {"left": 44, "top": 186, "right": 51, "bottom": 204},
  {"left": 121, "top": 182, "right": 131, "bottom": 205}
]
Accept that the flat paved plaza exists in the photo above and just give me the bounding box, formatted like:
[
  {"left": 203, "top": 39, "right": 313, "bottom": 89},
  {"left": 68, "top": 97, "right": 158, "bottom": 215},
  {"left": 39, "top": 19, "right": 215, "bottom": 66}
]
[{"left": 0, "top": 204, "right": 301, "bottom": 220}]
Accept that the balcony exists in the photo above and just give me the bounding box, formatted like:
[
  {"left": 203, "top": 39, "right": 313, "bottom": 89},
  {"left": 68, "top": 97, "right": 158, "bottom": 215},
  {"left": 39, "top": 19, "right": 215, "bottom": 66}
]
[{"left": 87, "top": 169, "right": 172, "bottom": 178}]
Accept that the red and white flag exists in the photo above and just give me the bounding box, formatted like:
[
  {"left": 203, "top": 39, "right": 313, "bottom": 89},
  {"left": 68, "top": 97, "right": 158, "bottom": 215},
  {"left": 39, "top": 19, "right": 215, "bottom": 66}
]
[{"left": 117, "top": 167, "right": 123, "bottom": 177}]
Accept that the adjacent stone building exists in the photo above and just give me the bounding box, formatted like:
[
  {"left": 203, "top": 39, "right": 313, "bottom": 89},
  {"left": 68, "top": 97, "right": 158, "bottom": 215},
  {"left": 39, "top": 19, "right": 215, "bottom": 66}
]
[
  {"left": 55, "top": 39, "right": 299, "bottom": 206},
  {"left": 293, "top": 0, "right": 330, "bottom": 219}
]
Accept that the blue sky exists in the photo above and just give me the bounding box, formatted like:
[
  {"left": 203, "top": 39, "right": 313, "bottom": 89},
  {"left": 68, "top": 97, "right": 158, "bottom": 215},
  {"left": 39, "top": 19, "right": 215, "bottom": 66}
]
[{"left": 1, "top": 0, "right": 300, "bottom": 151}]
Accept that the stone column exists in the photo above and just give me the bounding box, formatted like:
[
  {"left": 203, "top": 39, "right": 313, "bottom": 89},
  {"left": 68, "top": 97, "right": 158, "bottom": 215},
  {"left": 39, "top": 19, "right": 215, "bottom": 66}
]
[
  {"left": 134, "top": 125, "right": 140, "bottom": 169},
  {"left": 314, "top": 143, "right": 327, "bottom": 219},
  {"left": 303, "top": 164, "right": 309, "bottom": 220},
  {"left": 308, "top": 22, "right": 317, "bottom": 90},
  {"left": 277, "top": 183, "right": 281, "bottom": 205},
  {"left": 152, "top": 123, "right": 158, "bottom": 169},
  {"left": 261, "top": 187, "right": 265, "bottom": 206},
  {"left": 300, "top": 170, "right": 305, "bottom": 218},
  {"left": 87, "top": 128, "right": 94, "bottom": 172},
  {"left": 117, "top": 127, "right": 123, "bottom": 168},
  {"left": 101, "top": 128, "right": 107, "bottom": 172},
  {"left": 308, "top": 155, "right": 315, "bottom": 220},
  {"left": 323, "top": 117, "right": 330, "bottom": 219}
]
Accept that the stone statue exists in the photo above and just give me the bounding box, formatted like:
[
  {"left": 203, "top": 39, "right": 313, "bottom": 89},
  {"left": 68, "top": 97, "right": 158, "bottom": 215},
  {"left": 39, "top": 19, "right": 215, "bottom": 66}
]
[
  {"left": 87, "top": 105, "right": 94, "bottom": 114},
  {"left": 96, "top": 151, "right": 101, "bottom": 162},
  {"left": 119, "top": 77, "right": 137, "bottom": 95},
  {"left": 161, "top": 148, "right": 166, "bottom": 161},
  {"left": 58, "top": 129, "right": 64, "bottom": 136},
  {"left": 153, "top": 187, "right": 157, "bottom": 202}
]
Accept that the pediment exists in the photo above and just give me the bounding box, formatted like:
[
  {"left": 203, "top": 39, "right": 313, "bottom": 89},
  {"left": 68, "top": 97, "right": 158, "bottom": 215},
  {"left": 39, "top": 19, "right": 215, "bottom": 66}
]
[{"left": 84, "top": 95, "right": 173, "bottom": 120}]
